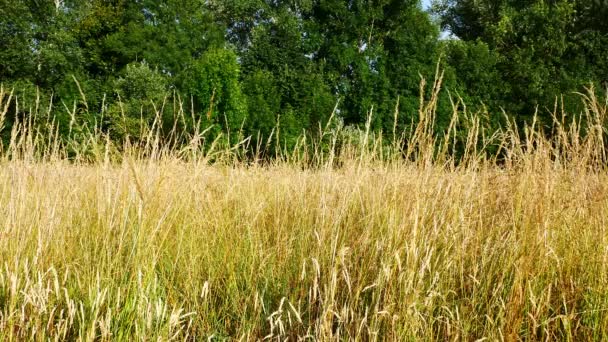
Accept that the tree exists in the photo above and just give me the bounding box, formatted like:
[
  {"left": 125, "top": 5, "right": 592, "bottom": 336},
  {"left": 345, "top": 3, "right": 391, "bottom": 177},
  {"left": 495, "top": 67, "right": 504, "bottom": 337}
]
[
  {"left": 303, "top": 0, "right": 442, "bottom": 132},
  {"left": 0, "top": 0, "right": 85, "bottom": 92},
  {"left": 182, "top": 48, "right": 248, "bottom": 140},
  {"left": 107, "top": 61, "right": 168, "bottom": 140},
  {"left": 220, "top": 0, "right": 442, "bottom": 141},
  {"left": 225, "top": 1, "right": 337, "bottom": 147},
  {"left": 436, "top": 0, "right": 608, "bottom": 125},
  {"left": 0, "top": 0, "right": 36, "bottom": 82}
]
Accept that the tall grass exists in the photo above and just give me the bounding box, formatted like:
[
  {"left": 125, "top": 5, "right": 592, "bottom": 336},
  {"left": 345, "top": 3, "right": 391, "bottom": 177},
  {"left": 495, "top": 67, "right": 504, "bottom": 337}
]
[{"left": 0, "top": 77, "right": 608, "bottom": 340}]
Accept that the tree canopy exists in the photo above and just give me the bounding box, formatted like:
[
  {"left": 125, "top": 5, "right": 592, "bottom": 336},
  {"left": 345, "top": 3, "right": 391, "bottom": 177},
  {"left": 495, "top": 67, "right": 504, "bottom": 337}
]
[
  {"left": 1, "top": 0, "right": 607, "bottom": 151},
  {"left": 436, "top": 0, "right": 608, "bottom": 124}
]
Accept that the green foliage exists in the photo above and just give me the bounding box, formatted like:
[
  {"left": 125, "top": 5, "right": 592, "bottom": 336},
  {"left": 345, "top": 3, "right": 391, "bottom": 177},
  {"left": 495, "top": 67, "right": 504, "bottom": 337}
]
[
  {"left": 108, "top": 62, "right": 168, "bottom": 140},
  {"left": 442, "top": 40, "right": 505, "bottom": 111},
  {"left": 0, "top": 0, "right": 34, "bottom": 81},
  {"left": 1, "top": 0, "right": 442, "bottom": 152},
  {"left": 4, "top": 0, "right": 608, "bottom": 156},
  {"left": 182, "top": 49, "right": 247, "bottom": 138},
  {"left": 234, "top": 3, "right": 338, "bottom": 148},
  {"left": 305, "top": 0, "right": 440, "bottom": 131},
  {"left": 242, "top": 70, "right": 280, "bottom": 140},
  {"left": 436, "top": 0, "right": 608, "bottom": 125},
  {"left": 114, "top": 63, "right": 167, "bottom": 102}
]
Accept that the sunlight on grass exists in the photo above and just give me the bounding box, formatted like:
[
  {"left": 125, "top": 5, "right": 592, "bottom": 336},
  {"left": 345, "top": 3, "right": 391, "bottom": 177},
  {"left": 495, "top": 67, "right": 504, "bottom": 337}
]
[{"left": 0, "top": 80, "right": 607, "bottom": 340}]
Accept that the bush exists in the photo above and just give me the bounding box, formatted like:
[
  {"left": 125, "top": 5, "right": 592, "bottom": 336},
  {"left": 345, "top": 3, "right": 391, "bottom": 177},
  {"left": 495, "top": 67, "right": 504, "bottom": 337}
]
[
  {"left": 181, "top": 48, "right": 247, "bottom": 141},
  {"left": 107, "top": 61, "right": 168, "bottom": 140}
]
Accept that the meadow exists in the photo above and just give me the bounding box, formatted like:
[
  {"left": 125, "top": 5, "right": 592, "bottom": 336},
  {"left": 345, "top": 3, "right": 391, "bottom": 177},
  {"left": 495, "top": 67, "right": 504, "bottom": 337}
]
[{"left": 1, "top": 84, "right": 608, "bottom": 340}]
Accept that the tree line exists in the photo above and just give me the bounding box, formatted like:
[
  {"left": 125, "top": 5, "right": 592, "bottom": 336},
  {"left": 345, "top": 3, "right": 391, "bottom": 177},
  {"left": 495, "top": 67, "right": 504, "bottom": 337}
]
[{"left": 1, "top": 0, "right": 607, "bottom": 151}]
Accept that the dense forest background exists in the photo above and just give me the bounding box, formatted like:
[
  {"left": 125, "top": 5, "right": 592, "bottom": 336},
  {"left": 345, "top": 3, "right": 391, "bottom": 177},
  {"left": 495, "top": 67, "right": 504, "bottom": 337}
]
[{"left": 1, "top": 0, "right": 607, "bottom": 151}]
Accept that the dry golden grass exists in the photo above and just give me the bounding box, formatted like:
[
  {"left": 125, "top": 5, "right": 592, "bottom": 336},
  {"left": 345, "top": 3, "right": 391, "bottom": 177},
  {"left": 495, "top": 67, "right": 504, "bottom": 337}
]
[
  {"left": 2, "top": 159, "right": 608, "bottom": 340},
  {"left": 1, "top": 82, "right": 608, "bottom": 340}
]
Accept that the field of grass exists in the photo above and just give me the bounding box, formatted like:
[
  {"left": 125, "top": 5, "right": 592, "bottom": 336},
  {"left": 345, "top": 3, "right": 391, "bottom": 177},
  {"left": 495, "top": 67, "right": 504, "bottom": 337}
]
[{"left": 1, "top": 84, "right": 608, "bottom": 340}]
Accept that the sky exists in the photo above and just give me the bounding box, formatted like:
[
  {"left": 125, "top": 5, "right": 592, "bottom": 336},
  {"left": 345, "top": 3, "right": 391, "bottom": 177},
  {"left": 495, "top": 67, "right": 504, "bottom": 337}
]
[{"left": 422, "top": 0, "right": 431, "bottom": 10}]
